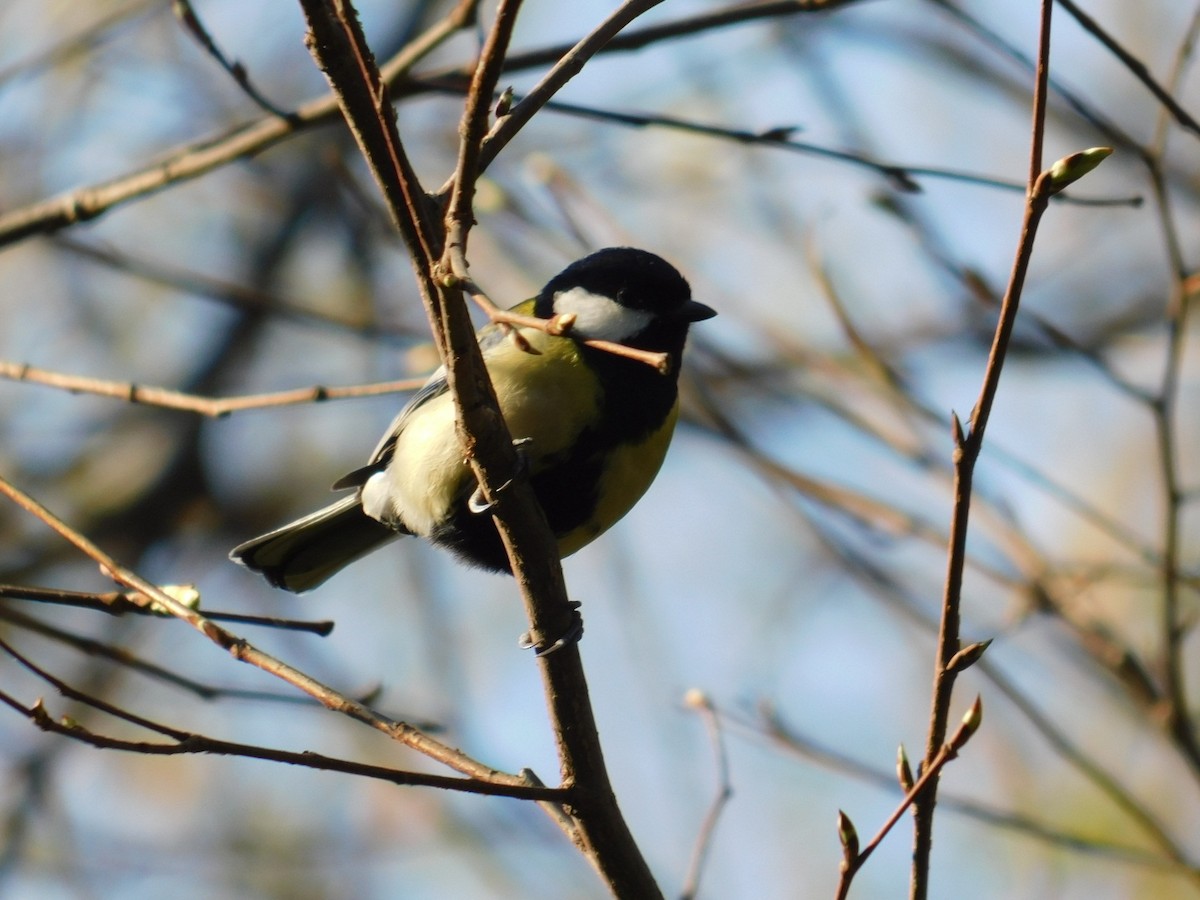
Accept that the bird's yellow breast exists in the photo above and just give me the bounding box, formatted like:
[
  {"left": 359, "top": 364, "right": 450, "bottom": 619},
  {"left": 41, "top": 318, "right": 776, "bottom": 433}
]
[
  {"left": 380, "top": 322, "right": 678, "bottom": 560},
  {"left": 382, "top": 326, "right": 596, "bottom": 535},
  {"left": 485, "top": 326, "right": 601, "bottom": 462},
  {"left": 554, "top": 400, "right": 678, "bottom": 557}
]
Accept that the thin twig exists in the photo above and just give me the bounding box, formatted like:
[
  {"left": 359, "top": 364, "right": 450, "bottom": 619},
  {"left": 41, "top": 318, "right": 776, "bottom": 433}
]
[
  {"left": 172, "top": 0, "right": 294, "bottom": 119},
  {"left": 0, "top": 604, "right": 284, "bottom": 702},
  {"left": 480, "top": 0, "right": 863, "bottom": 73},
  {"left": 468, "top": 0, "right": 658, "bottom": 183},
  {"left": 1056, "top": 0, "right": 1200, "bottom": 140},
  {"left": 0, "top": 360, "right": 423, "bottom": 417},
  {"left": 910, "top": 4, "right": 1056, "bottom": 897},
  {"left": 0, "top": 0, "right": 478, "bottom": 249},
  {"left": 8, "top": 690, "right": 551, "bottom": 796},
  {"left": 680, "top": 692, "right": 734, "bottom": 900},
  {"left": 1139, "top": 24, "right": 1200, "bottom": 775},
  {"left": 467, "top": 292, "right": 671, "bottom": 372},
  {"left": 745, "top": 699, "right": 1198, "bottom": 878},
  {"left": 421, "top": 83, "right": 1141, "bottom": 207},
  {"left": 0, "top": 584, "right": 334, "bottom": 634},
  {"left": 0, "top": 471, "right": 532, "bottom": 785},
  {"left": 836, "top": 699, "right": 982, "bottom": 900},
  {"left": 0, "top": 639, "right": 558, "bottom": 800}
]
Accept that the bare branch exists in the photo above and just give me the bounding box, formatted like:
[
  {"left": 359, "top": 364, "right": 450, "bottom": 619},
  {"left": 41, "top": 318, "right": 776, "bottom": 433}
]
[
  {"left": 0, "top": 640, "right": 560, "bottom": 801},
  {"left": 911, "top": 4, "right": 1060, "bottom": 895},
  {"left": 1056, "top": 0, "right": 1200, "bottom": 140},
  {"left": 837, "top": 699, "right": 982, "bottom": 899},
  {"left": 0, "top": 360, "right": 423, "bottom": 417},
  {"left": 172, "top": 0, "right": 293, "bottom": 118},
  {"left": 425, "top": 87, "right": 1141, "bottom": 207},
  {"left": 680, "top": 691, "right": 734, "bottom": 900},
  {"left": 747, "top": 701, "right": 1198, "bottom": 876},
  {"left": 0, "top": 584, "right": 333, "bottom": 635},
  {"left": 0, "top": 0, "right": 861, "bottom": 250},
  {"left": 0, "top": 0, "right": 476, "bottom": 249},
  {"left": 465, "top": 0, "right": 669, "bottom": 185},
  {"left": 295, "top": 1, "right": 673, "bottom": 894},
  {"left": 0, "top": 472, "right": 532, "bottom": 785}
]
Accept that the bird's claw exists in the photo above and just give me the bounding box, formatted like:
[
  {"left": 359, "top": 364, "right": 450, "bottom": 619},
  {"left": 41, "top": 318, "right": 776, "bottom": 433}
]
[
  {"left": 519, "top": 601, "right": 584, "bottom": 656},
  {"left": 466, "top": 486, "right": 495, "bottom": 515},
  {"left": 468, "top": 437, "right": 534, "bottom": 515}
]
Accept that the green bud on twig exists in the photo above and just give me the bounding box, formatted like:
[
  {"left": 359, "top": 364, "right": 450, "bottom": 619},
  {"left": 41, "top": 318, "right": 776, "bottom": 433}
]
[
  {"left": 946, "top": 638, "right": 993, "bottom": 673},
  {"left": 1044, "top": 147, "right": 1113, "bottom": 194},
  {"left": 495, "top": 87, "right": 514, "bottom": 118},
  {"left": 949, "top": 695, "right": 984, "bottom": 751},
  {"left": 836, "top": 810, "right": 860, "bottom": 862},
  {"left": 897, "top": 744, "right": 915, "bottom": 792},
  {"left": 950, "top": 411, "right": 966, "bottom": 448}
]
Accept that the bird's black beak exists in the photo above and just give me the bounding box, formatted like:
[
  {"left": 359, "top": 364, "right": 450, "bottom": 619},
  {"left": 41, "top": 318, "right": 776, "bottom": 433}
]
[{"left": 676, "top": 299, "right": 717, "bottom": 322}]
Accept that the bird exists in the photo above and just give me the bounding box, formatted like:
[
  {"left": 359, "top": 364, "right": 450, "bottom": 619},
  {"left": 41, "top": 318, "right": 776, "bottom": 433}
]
[{"left": 230, "top": 247, "right": 715, "bottom": 592}]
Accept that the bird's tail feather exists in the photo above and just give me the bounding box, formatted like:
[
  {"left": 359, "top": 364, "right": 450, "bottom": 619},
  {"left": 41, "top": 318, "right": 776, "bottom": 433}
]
[{"left": 230, "top": 495, "right": 400, "bottom": 593}]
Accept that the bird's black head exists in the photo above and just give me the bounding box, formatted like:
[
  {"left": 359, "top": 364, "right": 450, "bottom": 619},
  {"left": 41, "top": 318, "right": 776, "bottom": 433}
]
[{"left": 535, "top": 248, "right": 715, "bottom": 354}]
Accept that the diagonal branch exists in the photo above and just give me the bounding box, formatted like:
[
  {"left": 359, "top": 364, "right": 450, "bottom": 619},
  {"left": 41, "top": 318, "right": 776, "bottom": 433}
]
[
  {"left": 295, "top": 1, "right": 669, "bottom": 895},
  {"left": 172, "top": 0, "right": 293, "bottom": 118},
  {"left": 0, "top": 0, "right": 478, "bottom": 249},
  {"left": 1056, "top": 0, "right": 1200, "bottom": 139},
  {"left": 838, "top": 699, "right": 982, "bottom": 900},
  {"left": 0, "top": 471, "right": 529, "bottom": 787},
  {"left": 468, "top": 0, "right": 667, "bottom": 182},
  {"left": 0, "top": 636, "right": 562, "bottom": 801},
  {"left": 0, "top": 0, "right": 857, "bottom": 250}
]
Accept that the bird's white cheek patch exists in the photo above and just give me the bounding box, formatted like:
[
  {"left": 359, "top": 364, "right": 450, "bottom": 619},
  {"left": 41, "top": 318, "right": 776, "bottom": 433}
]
[{"left": 552, "top": 287, "right": 654, "bottom": 342}]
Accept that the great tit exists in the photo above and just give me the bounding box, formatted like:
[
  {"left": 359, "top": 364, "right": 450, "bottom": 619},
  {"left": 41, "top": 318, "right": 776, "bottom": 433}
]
[{"left": 230, "top": 247, "right": 715, "bottom": 591}]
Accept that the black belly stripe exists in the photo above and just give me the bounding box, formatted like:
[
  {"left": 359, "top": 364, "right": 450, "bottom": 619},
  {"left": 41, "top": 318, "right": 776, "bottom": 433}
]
[{"left": 430, "top": 343, "right": 680, "bottom": 572}]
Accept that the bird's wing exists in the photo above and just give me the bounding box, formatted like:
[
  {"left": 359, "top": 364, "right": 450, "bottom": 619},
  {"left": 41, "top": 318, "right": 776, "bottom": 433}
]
[
  {"left": 330, "top": 371, "right": 449, "bottom": 490},
  {"left": 330, "top": 297, "right": 541, "bottom": 492}
]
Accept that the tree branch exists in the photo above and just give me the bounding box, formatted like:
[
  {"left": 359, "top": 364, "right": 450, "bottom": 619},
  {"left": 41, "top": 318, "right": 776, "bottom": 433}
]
[
  {"left": 0, "top": 360, "right": 423, "bottom": 417},
  {"left": 0, "top": 472, "right": 531, "bottom": 787},
  {"left": 911, "top": 4, "right": 1055, "bottom": 896},
  {"left": 0, "top": 639, "right": 561, "bottom": 801},
  {"left": 295, "top": 0, "right": 668, "bottom": 894},
  {"left": 838, "top": 699, "right": 982, "bottom": 900}
]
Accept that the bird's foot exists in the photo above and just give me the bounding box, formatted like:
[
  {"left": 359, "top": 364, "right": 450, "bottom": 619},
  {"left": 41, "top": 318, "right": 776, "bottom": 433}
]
[
  {"left": 519, "top": 601, "right": 584, "bottom": 656},
  {"left": 468, "top": 437, "right": 534, "bottom": 515}
]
